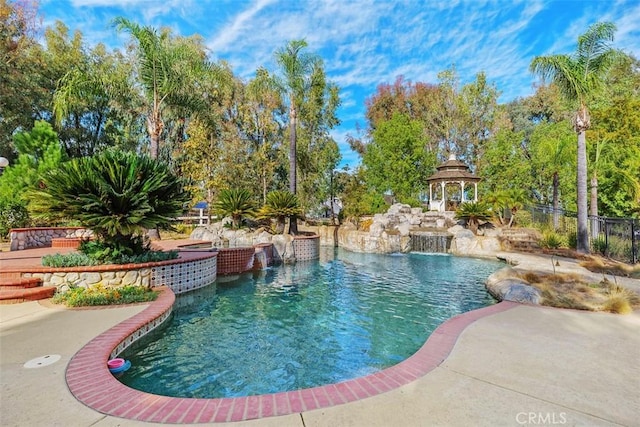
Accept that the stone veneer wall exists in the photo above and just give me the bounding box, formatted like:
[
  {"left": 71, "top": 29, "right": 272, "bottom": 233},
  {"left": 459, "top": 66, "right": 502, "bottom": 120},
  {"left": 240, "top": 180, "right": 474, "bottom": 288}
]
[
  {"left": 292, "top": 235, "right": 320, "bottom": 260},
  {"left": 10, "top": 227, "right": 93, "bottom": 251},
  {"left": 21, "top": 253, "right": 217, "bottom": 295}
]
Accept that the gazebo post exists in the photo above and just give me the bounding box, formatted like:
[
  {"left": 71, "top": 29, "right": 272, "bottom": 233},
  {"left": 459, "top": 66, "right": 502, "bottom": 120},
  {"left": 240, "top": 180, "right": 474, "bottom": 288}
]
[
  {"left": 474, "top": 182, "right": 478, "bottom": 202},
  {"left": 440, "top": 181, "right": 446, "bottom": 212},
  {"left": 461, "top": 181, "right": 466, "bottom": 203}
]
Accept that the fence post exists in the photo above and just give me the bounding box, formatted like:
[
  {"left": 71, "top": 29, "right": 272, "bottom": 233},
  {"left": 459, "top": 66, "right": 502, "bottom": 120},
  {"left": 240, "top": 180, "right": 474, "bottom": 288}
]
[
  {"left": 632, "top": 220, "right": 637, "bottom": 264},
  {"left": 604, "top": 220, "right": 609, "bottom": 258}
]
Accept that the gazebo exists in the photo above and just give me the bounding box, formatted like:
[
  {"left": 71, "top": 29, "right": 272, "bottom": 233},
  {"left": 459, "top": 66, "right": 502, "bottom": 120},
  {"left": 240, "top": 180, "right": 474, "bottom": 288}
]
[{"left": 427, "top": 154, "right": 480, "bottom": 212}]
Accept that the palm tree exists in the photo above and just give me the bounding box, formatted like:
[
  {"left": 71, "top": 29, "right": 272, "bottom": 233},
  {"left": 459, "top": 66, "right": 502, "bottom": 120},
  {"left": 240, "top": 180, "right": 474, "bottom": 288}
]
[
  {"left": 258, "top": 190, "right": 303, "bottom": 234},
  {"left": 455, "top": 201, "right": 492, "bottom": 234},
  {"left": 530, "top": 22, "right": 620, "bottom": 253},
  {"left": 112, "top": 17, "right": 209, "bottom": 160},
  {"left": 213, "top": 189, "right": 256, "bottom": 230},
  {"left": 275, "top": 39, "right": 319, "bottom": 234}
]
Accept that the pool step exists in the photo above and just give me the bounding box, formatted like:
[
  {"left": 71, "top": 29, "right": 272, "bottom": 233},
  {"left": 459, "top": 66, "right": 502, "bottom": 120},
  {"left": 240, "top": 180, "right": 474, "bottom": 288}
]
[{"left": 0, "top": 277, "right": 55, "bottom": 304}]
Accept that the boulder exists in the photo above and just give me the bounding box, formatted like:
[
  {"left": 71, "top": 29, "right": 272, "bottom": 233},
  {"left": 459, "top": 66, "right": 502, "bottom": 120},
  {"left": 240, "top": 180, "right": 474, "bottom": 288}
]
[
  {"left": 485, "top": 267, "right": 542, "bottom": 304},
  {"left": 387, "top": 203, "right": 412, "bottom": 215},
  {"left": 272, "top": 234, "right": 296, "bottom": 264}
]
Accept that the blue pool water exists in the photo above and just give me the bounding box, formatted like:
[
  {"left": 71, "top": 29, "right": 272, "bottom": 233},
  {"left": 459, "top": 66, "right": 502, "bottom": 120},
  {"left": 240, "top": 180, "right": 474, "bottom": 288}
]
[{"left": 120, "top": 248, "right": 502, "bottom": 398}]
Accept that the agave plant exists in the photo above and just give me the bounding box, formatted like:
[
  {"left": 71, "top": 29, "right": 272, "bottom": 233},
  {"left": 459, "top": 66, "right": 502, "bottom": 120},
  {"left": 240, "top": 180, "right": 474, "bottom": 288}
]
[
  {"left": 213, "top": 188, "right": 256, "bottom": 229},
  {"left": 28, "top": 149, "right": 189, "bottom": 256},
  {"left": 258, "top": 190, "right": 303, "bottom": 234},
  {"left": 454, "top": 201, "right": 492, "bottom": 234}
]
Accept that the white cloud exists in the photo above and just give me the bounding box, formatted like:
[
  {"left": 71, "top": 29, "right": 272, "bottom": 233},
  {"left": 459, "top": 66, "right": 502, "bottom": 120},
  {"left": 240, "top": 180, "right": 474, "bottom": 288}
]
[{"left": 38, "top": 0, "right": 640, "bottom": 165}]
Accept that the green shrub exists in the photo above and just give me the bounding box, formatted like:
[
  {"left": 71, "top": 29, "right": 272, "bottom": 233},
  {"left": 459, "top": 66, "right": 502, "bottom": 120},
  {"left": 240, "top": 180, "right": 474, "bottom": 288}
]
[
  {"left": 539, "top": 231, "right": 566, "bottom": 249},
  {"left": 174, "top": 223, "right": 195, "bottom": 235},
  {"left": 566, "top": 231, "right": 578, "bottom": 249},
  {"left": 607, "top": 236, "right": 633, "bottom": 262},
  {"left": 591, "top": 236, "right": 607, "bottom": 255},
  {"left": 52, "top": 284, "right": 158, "bottom": 307},
  {"left": 42, "top": 252, "right": 98, "bottom": 267},
  {"left": 42, "top": 242, "right": 178, "bottom": 267},
  {"left": 119, "top": 250, "right": 179, "bottom": 264},
  {"left": 512, "top": 210, "right": 533, "bottom": 228},
  {"left": 0, "top": 199, "right": 30, "bottom": 239}
]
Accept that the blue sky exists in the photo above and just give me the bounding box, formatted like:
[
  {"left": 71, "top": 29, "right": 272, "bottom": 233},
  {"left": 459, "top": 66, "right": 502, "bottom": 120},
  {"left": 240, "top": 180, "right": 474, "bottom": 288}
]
[{"left": 39, "top": 0, "right": 640, "bottom": 168}]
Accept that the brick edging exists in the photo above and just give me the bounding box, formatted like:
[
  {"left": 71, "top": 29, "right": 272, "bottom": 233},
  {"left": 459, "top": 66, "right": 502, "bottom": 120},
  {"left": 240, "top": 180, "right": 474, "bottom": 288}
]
[
  {"left": 66, "top": 296, "right": 518, "bottom": 423},
  {"left": 2, "top": 252, "right": 217, "bottom": 274}
]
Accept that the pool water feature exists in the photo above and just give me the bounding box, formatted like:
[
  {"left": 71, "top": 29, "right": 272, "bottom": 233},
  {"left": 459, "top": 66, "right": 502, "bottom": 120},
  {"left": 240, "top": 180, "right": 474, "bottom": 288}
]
[{"left": 120, "top": 248, "right": 502, "bottom": 398}]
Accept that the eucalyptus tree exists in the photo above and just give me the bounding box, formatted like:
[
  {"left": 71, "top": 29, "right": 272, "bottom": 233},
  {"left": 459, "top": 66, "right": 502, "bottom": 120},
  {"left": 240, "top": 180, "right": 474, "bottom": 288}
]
[
  {"left": 244, "top": 67, "right": 286, "bottom": 203},
  {"left": 587, "top": 54, "right": 640, "bottom": 219},
  {"left": 295, "top": 60, "right": 341, "bottom": 215},
  {"left": 274, "top": 39, "right": 318, "bottom": 233},
  {"left": 0, "top": 0, "right": 48, "bottom": 160},
  {"left": 530, "top": 22, "right": 620, "bottom": 253}
]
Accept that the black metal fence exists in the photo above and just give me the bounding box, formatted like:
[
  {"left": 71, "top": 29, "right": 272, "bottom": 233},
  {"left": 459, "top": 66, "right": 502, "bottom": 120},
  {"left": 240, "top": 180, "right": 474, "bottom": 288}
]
[{"left": 523, "top": 204, "right": 639, "bottom": 264}]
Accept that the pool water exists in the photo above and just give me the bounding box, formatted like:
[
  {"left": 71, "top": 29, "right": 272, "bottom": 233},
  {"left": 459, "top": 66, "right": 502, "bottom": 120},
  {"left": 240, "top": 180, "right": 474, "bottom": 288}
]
[{"left": 120, "top": 248, "right": 502, "bottom": 398}]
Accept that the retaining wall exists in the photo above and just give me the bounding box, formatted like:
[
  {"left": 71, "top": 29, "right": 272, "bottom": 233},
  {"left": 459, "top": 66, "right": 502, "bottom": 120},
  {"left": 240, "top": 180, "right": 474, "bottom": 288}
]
[
  {"left": 10, "top": 227, "right": 93, "bottom": 251},
  {"left": 19, "top": 252, "right": 217, "bottom": 295}
]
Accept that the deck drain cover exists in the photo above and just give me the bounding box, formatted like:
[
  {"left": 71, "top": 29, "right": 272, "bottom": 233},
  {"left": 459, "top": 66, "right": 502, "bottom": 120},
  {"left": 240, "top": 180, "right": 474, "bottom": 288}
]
[{"left": 24, "top": 354, "right": 61, "bottom": 368}]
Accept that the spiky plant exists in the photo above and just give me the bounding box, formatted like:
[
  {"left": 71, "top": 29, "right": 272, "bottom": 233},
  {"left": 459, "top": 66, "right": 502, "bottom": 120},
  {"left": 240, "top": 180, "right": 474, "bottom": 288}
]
[
  {"left": 213, "top": 188, "right": 256, "bottom": 229},
  {"left": 454, "top": 201, "right": 492, "bottom": 234},
  {"left": 29, "top": 149, "right": 189, "bottom": 256},
  {"left": 258, "top": 190, "right": 303, "bottom": 234}
]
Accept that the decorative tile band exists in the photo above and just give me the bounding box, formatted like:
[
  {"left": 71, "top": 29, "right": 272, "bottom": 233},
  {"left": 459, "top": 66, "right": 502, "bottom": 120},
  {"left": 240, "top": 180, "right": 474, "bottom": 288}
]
[
  {"left": 216, "top": 247, "right": 255, "bottom": 275},
  {"left": 66, "top": 291, "right": 518, "bottom": 424},
  {"left": 293, "top": 235, "right": 320, "bottom": 261},
  {"left": 110, "top": 306, "right": 173, "bottom": 358},
  {"left": 151, "top": 256, "right": 217, "bottom": 294}
]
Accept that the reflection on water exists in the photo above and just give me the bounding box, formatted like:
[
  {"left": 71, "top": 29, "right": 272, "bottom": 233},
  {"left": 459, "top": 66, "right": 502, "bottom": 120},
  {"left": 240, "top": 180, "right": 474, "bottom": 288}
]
[{"left": 120, "top": 248, "right": 502, "bottom": 398}]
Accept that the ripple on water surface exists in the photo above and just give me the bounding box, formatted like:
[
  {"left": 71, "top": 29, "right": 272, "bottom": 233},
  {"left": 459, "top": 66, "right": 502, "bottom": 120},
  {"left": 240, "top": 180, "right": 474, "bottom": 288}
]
[{"left": 120, "top": 248, "right": 502, "bottom": 398}]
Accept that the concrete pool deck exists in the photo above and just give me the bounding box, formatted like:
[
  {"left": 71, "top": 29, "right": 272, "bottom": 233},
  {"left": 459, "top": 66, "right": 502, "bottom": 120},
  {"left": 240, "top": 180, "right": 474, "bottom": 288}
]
[{"left": 1, "top": 252, "right": 639, "bottom": 426}]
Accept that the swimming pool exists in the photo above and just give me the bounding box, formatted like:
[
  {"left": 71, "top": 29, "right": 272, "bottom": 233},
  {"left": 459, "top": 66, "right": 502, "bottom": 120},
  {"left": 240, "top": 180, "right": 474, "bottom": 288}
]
[{"left": 119, "top": 248, "right": 502, "bottom": 398}]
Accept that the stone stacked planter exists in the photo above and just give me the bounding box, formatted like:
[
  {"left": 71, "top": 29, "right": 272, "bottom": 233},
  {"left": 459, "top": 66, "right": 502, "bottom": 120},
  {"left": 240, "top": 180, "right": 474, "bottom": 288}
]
[{"left": 10, "top": 227, "right": 93, "bottom": 251}]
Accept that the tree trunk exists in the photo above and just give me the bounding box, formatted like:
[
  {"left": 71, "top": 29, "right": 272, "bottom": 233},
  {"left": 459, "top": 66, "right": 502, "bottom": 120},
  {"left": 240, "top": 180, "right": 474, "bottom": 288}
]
[
  {"left": 576, "top": 129, "right": 589, "bottom": 253},
  {"left": 552, "top": 171, "right": 559, "bottom": 230},
  {"left": 288, "top": 103, "right": 298, "bottom": 235},
  {"left": 146, "top": 100, "right": 163, "bottom": 240}
]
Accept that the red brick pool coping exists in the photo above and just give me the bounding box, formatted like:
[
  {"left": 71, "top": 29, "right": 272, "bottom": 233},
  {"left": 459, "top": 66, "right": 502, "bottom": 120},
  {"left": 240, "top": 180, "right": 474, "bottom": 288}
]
[{"left": 66, "top": 288, "right": 519, "bottom": 424}]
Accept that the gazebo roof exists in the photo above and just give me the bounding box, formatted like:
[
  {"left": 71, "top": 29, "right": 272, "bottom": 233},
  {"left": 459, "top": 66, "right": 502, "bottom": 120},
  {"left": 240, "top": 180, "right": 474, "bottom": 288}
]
[{"left": 426, "top": 154, "right": 480, "bottom": 183}]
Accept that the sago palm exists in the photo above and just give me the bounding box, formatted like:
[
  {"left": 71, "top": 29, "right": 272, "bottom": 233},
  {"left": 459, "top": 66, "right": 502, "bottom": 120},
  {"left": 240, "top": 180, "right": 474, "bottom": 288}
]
[
  {"left": 530, "top": 22, "right": 620, "bottom": 253},
  {"left": 455, "top": 201, "right": 492, "bottom": 234},
  {"left": 258, "top": 190, "right": 303, "bottom": 234},
  {"left": 214, "top": 189, "right": 256, "bottom": 230},
  {"left": 28, "top": 149, "right": 189, "bottom": 253}
]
